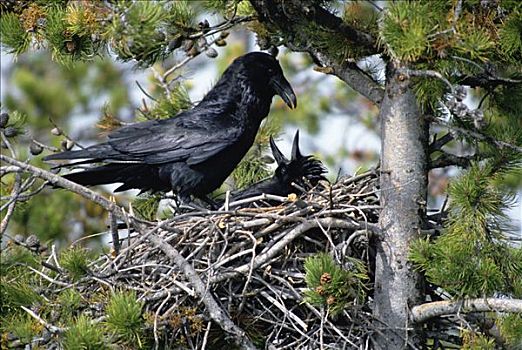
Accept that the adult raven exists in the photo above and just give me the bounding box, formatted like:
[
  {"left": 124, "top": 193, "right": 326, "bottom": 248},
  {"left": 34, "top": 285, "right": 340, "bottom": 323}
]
[
  {"left": 227, "top": 130, "right": 327, "bottom": 204},
  {"left": 44, "top": 52, "right": 296, "bottom": 204}
]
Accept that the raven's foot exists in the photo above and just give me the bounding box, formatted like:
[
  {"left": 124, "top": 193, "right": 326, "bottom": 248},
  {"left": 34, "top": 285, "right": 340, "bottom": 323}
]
[{"left": 169, "top": 194, "right": 214, "bottom": 213}]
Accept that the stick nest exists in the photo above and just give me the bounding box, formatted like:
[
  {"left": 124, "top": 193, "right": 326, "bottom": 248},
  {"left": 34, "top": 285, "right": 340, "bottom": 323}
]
[{"left": 35, "top": 170, "right": 381, "bottom": 349}]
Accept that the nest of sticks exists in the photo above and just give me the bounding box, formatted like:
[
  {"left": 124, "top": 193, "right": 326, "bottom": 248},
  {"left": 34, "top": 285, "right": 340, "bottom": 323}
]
[{"left": 37, "top": 169, "right": 381, "bottom": 349}]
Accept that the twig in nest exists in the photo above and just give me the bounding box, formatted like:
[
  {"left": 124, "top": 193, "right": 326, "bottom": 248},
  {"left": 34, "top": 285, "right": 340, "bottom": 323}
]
[{"left": 146, "top": 233, "right": 257, "bottom": 350}]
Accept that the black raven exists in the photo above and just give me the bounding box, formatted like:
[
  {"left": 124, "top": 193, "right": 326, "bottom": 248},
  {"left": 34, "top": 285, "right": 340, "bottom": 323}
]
[
  {"left": 44, "top": 52, "right": 296, "bottom": 204},
  {"left": 226, "top": 130, "right": 327, "bottom": 204}
]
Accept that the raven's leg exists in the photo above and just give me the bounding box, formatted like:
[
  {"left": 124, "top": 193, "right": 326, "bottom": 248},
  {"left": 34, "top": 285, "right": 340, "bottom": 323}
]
[
  {"left": 196, "top": 195, "right": 219, "bottom": 210},
  {"left": 175, "top": 193, "right": 212, "bottom": 212}
]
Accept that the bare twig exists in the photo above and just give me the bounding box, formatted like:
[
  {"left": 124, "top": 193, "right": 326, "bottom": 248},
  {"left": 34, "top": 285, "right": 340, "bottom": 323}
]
[
  {"left": 21, "top": 306, "right": 66, "bottom": 334},
  {"left": 411, "top": 298, "right": 522, "bottom": 323},
  {"left": 108, "top": 196, "right": 120, "bottom": 254},
  {"left": 0, "top": 154, "right": 127, "bottom": 220},
  {"left": 146, "top": 233, "right": 258, "bottom": 350},
  {"left": 5, "top": 158, "right": 381, "bottom": 348},
  {"left": 403, "top": 69, "right": 455, "bottom": 94},
  {"left": 430, "top": 118, "right": 522, "bottom": 153}
]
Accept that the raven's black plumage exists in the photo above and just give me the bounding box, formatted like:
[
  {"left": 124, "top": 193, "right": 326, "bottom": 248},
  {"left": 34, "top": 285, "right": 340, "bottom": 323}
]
[
  {"left": 227, "top": 130, "right": 327, "bottom": 204},
  {"left": 44, "top": 52, "right": 296, "bottom": 202}
]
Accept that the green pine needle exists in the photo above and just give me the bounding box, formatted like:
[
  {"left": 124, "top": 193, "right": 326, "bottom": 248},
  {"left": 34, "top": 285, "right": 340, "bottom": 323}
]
[
  {"left": 454, "top": 28, "right": 495, "bottom": 62},
  {"left": 4, "top": 314, "right": 38, "bottom": 344},
  {"left": 59, "top": 246, "right": 90, "bottom": 282},
  {"left": 499, "top": 13, "right": 522, "bottom": 61},
  {"left": 63, "top": 315, "right": 109, "bottom": 350},
  {"left": 461, "top": 330, "right": 496, "bottom": 350},
  {"left": 168, "top": 1, "right": 195, "bottom": 32},
  {"left": 0, "top": 245, "right": 41, "bottom": 317},
  {"left": 109, "top": 1, "right": 169, "bottom": 66},
  {"left": 132, "top": 193, "right": 162, "bottom": 221},
  {"left": 105, "top": 290, "right": 146, "bottom": 348},
  {"left": 497, "top": 313, "right": 522, "bottom": 347},
  {"left": 57, "top": 289, "right": 82, "bottom": 320},
  {"left": 303, "top": 253, "right": 368, "bottom": 316},
  {"left": 148, "top": 83, "right": 192, "bottom": 120},
  {"left": 411, "top": 160, "right": 521, "bottom": 297},
  {"left": 0, "top": 12, "right": 30, "bottom": 55},
  {"left": 380, "top": 1, "right": 438, "bottom": 62}
]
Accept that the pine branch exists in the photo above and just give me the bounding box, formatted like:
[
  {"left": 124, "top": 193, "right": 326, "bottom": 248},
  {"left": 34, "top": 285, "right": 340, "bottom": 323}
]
[
  {"left": 249, "top": 0, "right": 384, "bottom": 106},
  {"left": 301, "top": 2, "right": 376, "bottom": 51},
  {"left": 429, "top": 133, "right": 454, "bottom": 152},
  {"left": 187, "top": 15, "right": 254, "bottom": 40},
  {"left": 429, "top": 151, "right": 474, "bottom": 169},
  {"left": 402, "top": 68, "right": 454, "bottom": 94},
  {"left": 448, "top": 56, "right": 522, "bottom": 88},
  {"left": 250, "top": 0, "right": 376, "bottom": 51},
  {"left": 458, "top": 73, "right": 522, "bottom": 89},
  {"left": 429, "top": 117, "right": 522, "bottom": 153},
  {"left": 411, "top": 298, "right": 522, "bottom": 324},
  {"left": 306, "top": 47, "right": 384, "bottom": 105}
]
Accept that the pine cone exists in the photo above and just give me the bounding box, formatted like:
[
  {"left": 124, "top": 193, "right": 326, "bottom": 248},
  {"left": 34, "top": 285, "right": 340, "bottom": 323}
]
[
  {"left": 315, "top": 286, "right": 325, "bottom": 296},
  {"left": 320, "top": 272, "right": 332, "bottom": 285}
]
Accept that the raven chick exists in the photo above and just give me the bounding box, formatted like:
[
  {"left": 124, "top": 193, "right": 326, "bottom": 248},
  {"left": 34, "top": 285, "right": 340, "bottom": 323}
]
[
  {"left": 227, "top": 130, "right": 327, "bottom": 204},
  {"left": 44, "top": 52, "right": 296, "bottom": 204}
]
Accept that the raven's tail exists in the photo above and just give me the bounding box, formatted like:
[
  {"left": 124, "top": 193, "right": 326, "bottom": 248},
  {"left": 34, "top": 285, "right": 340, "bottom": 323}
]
[
  {"left": 63, "top": 163, "right": 168, "bottom": 193},
  {"left": 43, "top": 144, "right": 118, "bottom": 162}
]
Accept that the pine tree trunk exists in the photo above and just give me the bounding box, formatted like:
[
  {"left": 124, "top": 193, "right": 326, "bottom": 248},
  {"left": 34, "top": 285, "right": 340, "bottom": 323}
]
[{"left": 373, "top": 63, "right": 427, "bottom": 349}]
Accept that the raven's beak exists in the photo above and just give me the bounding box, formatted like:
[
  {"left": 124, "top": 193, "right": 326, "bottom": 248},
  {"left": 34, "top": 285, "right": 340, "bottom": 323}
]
[
  {"left": 269, "top": 136, "right": 289, "bottom": 165},
  {"left": 271, "top": 76, "right": 297, "bottom": 109}
]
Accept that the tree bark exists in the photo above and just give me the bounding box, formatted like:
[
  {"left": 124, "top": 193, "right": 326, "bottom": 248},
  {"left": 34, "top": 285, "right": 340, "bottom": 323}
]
[{"left": 373, "top": 63, "right": 427, "bottom": 349}]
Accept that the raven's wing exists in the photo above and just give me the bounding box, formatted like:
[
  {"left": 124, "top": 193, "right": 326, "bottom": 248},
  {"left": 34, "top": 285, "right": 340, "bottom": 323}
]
[{"left": 108, "top": 113, "right": 243, "bottom": 165}]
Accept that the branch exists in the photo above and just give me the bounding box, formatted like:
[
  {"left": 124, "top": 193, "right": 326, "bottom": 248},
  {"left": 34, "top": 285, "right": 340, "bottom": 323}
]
[
  {"left": 458, "top": 73, "right": 522, "bottom": 89},
  {"left": 302, "top": 2, "right": 376, "bottom": 51},
  {"left": 249, "top": 0, "right": 384, "bottom": 106},
  {"left": 0, "top": 154, "right": 126, "bottom": 220},
  {"left": 146, "top": 233, "right": 257, "bottom": 350},
  {"left": 308, "top": 48, "right": 384, "bottom": 105},
  {"left": 402, "top": 68, "right": 455, "bottom": 94},
  {"left": 429, "top": 132, "right": 454, "bottom": 151},
  {"left": 0, "top": 171, "right": 22, "bottom": 236},
  {"left": 250, "top": 0, "right": 376, "bottom": 50},
  {"left": 451, "top": 56, "right": 522, "bottom": 88},
  {"left": 429, "top": 151, "right": 474, "bottom": 169},
  {"left": 108, "top": 196, "right": 120, "bottom": 255},
  {"left": 411, "top": 298, "right": 522, "bottom": 323},
  {"left": 21, "top": 306, "right": 66, "bottom": 334},
  {"left": 430, "top": 118, "right": 522, "bottom": 153}
]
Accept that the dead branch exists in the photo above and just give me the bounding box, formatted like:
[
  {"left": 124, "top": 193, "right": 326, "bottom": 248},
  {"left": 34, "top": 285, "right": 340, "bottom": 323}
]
[{"left": 411, "top": 298, "right": 522, "bottom": 324}]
